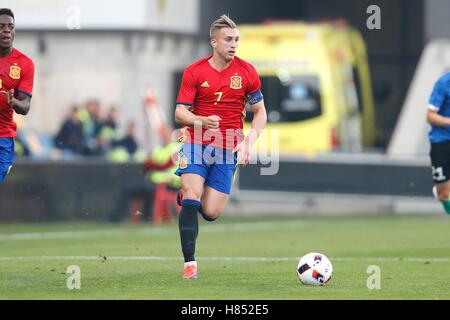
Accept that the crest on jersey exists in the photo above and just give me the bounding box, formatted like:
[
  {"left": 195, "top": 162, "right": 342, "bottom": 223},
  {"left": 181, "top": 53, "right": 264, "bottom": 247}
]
[
  {"left": 179, "top": 156, "right": 188, "bottom": 169},
  {"left": 230, "top": 76, "right": 242, "bottom": 89},
  {"left": 9, "top": 66, "right": 21, "bottom": 80}
]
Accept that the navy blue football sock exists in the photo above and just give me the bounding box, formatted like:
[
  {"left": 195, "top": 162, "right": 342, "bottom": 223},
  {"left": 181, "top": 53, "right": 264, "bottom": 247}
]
[
  {"left": 179, "top": 199, "right": 200, "bottom": 262},
  {"left": 198, "top": 205, "right": 218, "bottom": 222}
]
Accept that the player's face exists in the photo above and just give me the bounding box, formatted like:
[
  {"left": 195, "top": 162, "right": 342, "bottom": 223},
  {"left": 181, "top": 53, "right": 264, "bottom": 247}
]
[
  {"left": 0, "top": 15, "right": 15, "bottom": 49},
  {"left": 211, "top": 27, "right": 239, "bottom": 62}
]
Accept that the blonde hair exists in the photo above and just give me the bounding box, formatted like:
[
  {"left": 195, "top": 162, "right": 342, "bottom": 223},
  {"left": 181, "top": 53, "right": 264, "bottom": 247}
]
[{"left": 209, "top": 14, "right": 237, "bottom": 38}]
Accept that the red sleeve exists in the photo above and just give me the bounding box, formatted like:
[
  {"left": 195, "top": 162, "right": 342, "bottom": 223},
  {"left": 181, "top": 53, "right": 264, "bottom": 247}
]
[
  {"left": 176, "top": 68, "right": 196, "bottom": 105},
  {"left": 246, "top": 64, "right": 261, "bottom": 94},
  {"left": 17, "top": 58, "right": 35, "bottom": 96}
]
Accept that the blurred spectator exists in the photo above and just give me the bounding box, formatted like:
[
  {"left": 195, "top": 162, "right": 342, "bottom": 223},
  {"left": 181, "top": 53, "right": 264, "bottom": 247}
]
[
  {"left": 102, "top": 106, "right": 118, "bottom": 130},
  {"left": 114, "top": 120, "right": 138, "bottom": 155},
  {"left": 52, "top": 101, "right": 147, "bottom": 161},
  {"left": 78, "top": 99, "right": 103, "bottom": 156},
  {"left": 107, "top": 120, "right": 143, "bottom": 163},
  {"left": 98, "top": 106, "right": 119, "bottom": 154},
  {"left": 54, "top": 106, "right": 83, "bottom": 154},
  {"left": 98, "top": 106, "right": 120, "bottom": 155}
]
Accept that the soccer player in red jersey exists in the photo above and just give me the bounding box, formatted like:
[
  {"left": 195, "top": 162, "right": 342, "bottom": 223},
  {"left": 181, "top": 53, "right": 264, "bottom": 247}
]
[
  {"left": 174, "top": 15, "right": 267, "bottom": 279},
  {"left": 0, "top": 8, "right": 35, "bottom": 184}
]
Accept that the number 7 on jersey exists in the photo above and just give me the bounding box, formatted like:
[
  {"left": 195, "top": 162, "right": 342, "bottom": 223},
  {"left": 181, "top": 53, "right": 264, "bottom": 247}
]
[{"left": 214, "top": 91, "right": 223, "bottom": 105}]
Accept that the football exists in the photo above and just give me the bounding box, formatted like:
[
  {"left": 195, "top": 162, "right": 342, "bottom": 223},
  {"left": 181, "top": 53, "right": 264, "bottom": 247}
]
[{"left": 297, "top": 252, "right": 333, "bottom": 285}]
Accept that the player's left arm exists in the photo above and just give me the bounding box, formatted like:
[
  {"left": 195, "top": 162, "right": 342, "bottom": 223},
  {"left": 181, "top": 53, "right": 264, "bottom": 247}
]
[
  {"left": 2, "top": 89, "right": 31, "bottom": 115},
  {"left": 3, "top": 59, "right": 35, "bottom": 115},
  {"left": 234, "top": 65, "right": 267, "bottom": 165},
  {"left": 245, "top": 99, "right": 267, "bottom": 147},
  {"left": 234, "top": 98, "right": 267, "bottom": 166}
]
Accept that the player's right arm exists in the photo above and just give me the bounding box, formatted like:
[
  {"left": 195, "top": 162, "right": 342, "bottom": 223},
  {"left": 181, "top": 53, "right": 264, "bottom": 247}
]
[
  {"left": 174, "top": 104, "right": 221, "bottom": 129},
  {"left": 1, "top": 89, "right": 31, "bottom": 115},
  {"left": 426, "top": 75, "right": 450, "bottom": 126},
  {"left": 175, "top": 68, "right": 221, "bottom": 130}
]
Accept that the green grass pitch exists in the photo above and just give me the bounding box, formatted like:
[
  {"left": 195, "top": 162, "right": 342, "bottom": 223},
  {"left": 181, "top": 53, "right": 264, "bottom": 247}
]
[{"left": 0, "top": 215, "right": 449, "bottom": 299}]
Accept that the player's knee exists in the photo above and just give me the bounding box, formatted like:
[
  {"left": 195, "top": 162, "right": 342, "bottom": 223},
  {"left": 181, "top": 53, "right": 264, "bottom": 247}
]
[
  {"left": 182, "top": 188, "right": 202, "bottom": 201},
  {"left": 436, "top": 185, "right": 450, "bottom": 201},
  {"left": 206, "top": 211, "right": 221, "bottom": 219},
  {"left": 438, "top": 191, "right": 449, "bottom": 202},
  {"left": 201, "top": 206, "right": 222, "bottom": 219},
  {"left": 202, "top": 212, "right": 221, "bottom": 221}
]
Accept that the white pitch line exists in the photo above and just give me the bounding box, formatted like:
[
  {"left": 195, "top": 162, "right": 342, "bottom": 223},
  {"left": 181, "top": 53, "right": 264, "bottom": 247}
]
[
  {"left": 0, "top": 220, "right": 306, "bottom": 241},
  {"left": 0, "top": 256, "right": 448, "bottom": 262}
]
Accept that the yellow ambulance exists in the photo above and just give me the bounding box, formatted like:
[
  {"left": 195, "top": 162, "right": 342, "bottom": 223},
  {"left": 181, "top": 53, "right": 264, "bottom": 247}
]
[{"left": 239, "top": 20, "right": 376, "bottom": 154}]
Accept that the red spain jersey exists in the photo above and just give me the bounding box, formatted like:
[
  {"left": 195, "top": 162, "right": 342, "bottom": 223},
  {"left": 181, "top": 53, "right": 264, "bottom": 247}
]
[
  {"left": 176, "top": 55, "right": 261, "bottom": 149},
  {"left": 0, "top": 48, "right": 35, "bottom": 138}
]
